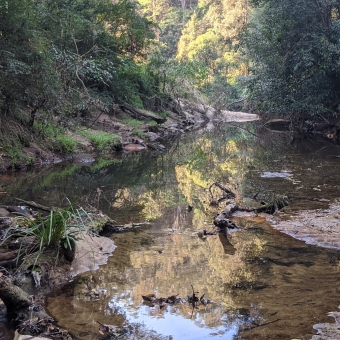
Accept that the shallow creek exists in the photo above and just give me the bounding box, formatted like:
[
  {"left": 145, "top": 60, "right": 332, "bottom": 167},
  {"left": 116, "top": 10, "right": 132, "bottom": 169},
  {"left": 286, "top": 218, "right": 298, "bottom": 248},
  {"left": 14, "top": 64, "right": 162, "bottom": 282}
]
[{"left": 2, "top": 122, "right": 340, "bottom": 339}]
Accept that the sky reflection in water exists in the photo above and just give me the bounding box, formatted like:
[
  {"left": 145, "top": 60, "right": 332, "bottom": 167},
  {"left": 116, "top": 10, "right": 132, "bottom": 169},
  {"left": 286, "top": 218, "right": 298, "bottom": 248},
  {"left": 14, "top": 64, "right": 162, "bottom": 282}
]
[{"left": 112, "top": 300, "right": 237, "bottom": 339}]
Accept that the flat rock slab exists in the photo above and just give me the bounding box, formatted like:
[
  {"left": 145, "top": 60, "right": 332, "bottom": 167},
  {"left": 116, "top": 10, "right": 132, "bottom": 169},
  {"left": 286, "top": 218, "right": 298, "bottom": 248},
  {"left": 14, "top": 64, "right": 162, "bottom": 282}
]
[
  {"left": 271, "top": 202, "right": 340, "bottom": 250},
  {"left": 269, "top": 202, "right": 340, "bottom": 339},
  {"left": 311, "top": 307, "right": 340, "bottom": 340},
  {"left": 70, "top": 234, "right": 116, "bottom": 276},
  {"left": 15, "top": 335, "right": 51, "bottom": 340}
]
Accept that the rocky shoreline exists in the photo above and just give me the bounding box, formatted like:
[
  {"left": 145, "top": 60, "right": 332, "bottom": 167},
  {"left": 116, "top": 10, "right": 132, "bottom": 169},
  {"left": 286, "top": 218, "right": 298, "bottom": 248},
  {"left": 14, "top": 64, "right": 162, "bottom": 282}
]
[{"left": 0, "top": 105, "right": 259, "bottom": 173}]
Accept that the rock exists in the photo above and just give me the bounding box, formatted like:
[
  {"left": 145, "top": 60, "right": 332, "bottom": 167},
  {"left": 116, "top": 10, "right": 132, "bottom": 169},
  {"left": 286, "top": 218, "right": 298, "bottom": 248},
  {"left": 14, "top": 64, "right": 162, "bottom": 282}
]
[
  {"left": 70, "top": 234, "right": 116, "bottom": 276},
  {"left": 145, "top": 132, "right": 160, "bottom": 141},
  {"left": 0, "top": 208, "right": 10, "bottom": 217},
  {"left": 123, "top": 144, "right": 146, "bottom": 152},
  {"left": 14, "top": 330, "right": 52, "bottom": 340},
  {"left": 72, "top": 154, "right": 95, "bottom": 165},
  {"left": 146, "top": 143, "right": 166, "bottom": 151}
]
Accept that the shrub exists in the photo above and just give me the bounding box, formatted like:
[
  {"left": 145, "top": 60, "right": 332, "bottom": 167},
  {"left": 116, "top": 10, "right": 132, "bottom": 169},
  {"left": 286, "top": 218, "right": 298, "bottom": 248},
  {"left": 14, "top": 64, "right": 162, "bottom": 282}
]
[
  {"left": 55, "top": 135, "right": 77, "bottom": 154},
  {"left": 79, "top": 130, "right": 121, "bottom": 152}
]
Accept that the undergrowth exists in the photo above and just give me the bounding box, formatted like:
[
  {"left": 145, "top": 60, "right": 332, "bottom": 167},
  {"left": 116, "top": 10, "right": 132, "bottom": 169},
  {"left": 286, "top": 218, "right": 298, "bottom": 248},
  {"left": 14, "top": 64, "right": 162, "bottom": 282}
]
[
  {"left": 79, "top": 129, "right": 121, "bottom": 152},
  {"left": 2, "top": 200, "right": 93, "bottom": 266}
]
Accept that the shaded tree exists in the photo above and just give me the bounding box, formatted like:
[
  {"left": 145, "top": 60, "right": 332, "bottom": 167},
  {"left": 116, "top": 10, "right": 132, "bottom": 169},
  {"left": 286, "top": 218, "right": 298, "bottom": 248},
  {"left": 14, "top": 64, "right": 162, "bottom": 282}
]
[{"left": 244, "top": 0, "right": 340, "bottom": 119}]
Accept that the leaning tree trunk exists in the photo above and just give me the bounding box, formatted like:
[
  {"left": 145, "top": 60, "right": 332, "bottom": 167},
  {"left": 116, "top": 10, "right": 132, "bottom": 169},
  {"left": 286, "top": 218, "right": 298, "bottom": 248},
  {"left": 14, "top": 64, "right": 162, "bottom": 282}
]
[{"left": 120, "top": 103, "right": 166, "bottom": 124}]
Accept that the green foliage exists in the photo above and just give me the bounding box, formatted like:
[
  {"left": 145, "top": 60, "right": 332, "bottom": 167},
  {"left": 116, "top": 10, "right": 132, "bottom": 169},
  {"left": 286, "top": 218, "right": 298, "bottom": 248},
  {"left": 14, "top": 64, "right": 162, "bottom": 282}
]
[
  {"left": 4, "top": 141, "right": 22, "bottom": 164},
  {"left": 146, "top": 119, "right": 158, "bottom": 127},
  {"left": 201, "top": 74, "right": 242, "bottom": 110},
  {"left": 138, "top": 0, "right": 197, "bottom": 57},
  {"left": 55, "top": 135, "right": 77, "bottom": 154},
  {"left": 122, "top": 118, "right": 144, "bottom": 127},
  {"left": 177, "top": 2, "right": 249, "bottom": 71},
  {"left": 244, "top": 0, "right": 340, "bottom": 117},
  {"left": 28, "top": 209, "right": 77, "bottom": 250},
  {"left": 0, "top": 0, "right": 157, "bottom": 150},
  {"left": 132, "top": 128, "right": 146, "bottom": 139},
  {"left": 25, "top": 155, "right": 36, "bottom": 166},
  {"left": 79, "top": 130, "right": 121, "bottom": 152},
  {"left": 8, "top": 203, "right": 93, "bottom": 266},
  {"left": 33, "top": 120, "right": 61, "bottom": 139}
]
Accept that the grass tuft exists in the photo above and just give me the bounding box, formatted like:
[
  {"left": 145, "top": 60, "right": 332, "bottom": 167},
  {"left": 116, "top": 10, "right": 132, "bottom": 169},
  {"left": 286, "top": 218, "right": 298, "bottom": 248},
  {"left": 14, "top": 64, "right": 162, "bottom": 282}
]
[{"left": 79, "top": 130, "right": 121, "bottom": 152}]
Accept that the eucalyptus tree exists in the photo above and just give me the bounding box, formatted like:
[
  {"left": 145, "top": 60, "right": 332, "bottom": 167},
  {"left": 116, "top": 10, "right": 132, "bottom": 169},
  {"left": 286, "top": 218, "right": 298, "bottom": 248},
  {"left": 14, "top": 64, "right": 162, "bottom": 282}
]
[{"left": 244, "top": 0, "right": 340, "bottom": 120}]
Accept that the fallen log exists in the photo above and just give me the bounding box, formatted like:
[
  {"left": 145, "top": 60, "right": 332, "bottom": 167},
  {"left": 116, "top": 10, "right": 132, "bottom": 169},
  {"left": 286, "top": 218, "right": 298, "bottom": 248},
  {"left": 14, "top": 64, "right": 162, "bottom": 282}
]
[
  {"left": 213, "top": 196, "right": 289, "bottom": 229},
  {"left": 0, "top": 206, "right": 32, "bottom": 217},
  {"left": 214, "top": 203, "right": 239, "bottom": 228},
  {"left": 212, "top": 182, "right": 236, "bottom": 198},
  {"left": 120, "top": 103, "right": 166, "bottom": 124},
  {"left": 0, "top": 250, "right": 19, "bottom": 262},
  {"left": 100, "top": 222, "right": 151, "bottom": 236},
  {"left": 15, "top": 198, "right": 53, "bottom": 212}
]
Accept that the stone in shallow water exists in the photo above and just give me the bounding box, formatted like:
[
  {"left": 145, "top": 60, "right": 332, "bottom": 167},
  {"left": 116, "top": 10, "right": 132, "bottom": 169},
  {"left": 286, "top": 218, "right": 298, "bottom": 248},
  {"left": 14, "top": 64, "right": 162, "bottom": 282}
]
[
  {"left": 312, "top": 306, "right": 340, "bottom": 340},
  {"left": 70, "top": 234, "right": 116, "bottom": 277},
  {"left": 72, "top": 154, "right": 95, "bottom": 165}
]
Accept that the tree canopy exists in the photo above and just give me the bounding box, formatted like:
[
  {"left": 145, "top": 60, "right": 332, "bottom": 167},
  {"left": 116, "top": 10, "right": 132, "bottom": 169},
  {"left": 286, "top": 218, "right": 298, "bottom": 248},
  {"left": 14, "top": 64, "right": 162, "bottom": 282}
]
[
  {"left": 2, "top": 0, "right": 340, "bottom": 158},
  {"left": 244, "top": 0, "right": 340, "bottom": 119},
  {"left": 0, "top": 0, "right": 156, "bottom": 122}
]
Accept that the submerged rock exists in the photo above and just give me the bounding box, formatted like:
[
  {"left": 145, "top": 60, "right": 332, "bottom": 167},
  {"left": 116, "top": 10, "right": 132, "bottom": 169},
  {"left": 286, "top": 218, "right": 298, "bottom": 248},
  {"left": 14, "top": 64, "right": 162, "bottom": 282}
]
[
  {"left": 272, "top": 202, "right": 340, "bottom": 250},
  {"left": 70, "top": 234, "right": 116, "bottom": 276},
  {"left": 72, "top": 154, "right": 95, "bottom": 165}
]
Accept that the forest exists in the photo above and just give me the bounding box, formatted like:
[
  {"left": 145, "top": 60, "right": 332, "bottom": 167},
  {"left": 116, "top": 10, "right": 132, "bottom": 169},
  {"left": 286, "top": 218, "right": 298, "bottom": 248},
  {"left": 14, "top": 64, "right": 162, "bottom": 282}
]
[{"left": 1, "top": 0, "right": 340, "bottom": 164}]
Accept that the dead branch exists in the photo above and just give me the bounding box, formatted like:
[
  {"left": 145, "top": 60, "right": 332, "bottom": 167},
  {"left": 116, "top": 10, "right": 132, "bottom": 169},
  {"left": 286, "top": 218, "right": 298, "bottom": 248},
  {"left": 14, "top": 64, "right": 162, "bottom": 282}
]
[
  {"left": 15, "top": 198, "right": 53, "bottom": 212},
  {"left": 214, "top": 202, "right": 239, "bottom": 229}
]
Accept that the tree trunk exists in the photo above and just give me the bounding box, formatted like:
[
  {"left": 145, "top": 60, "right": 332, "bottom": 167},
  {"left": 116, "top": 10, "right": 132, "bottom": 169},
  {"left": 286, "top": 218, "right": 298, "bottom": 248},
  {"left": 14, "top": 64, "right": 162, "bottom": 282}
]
[{"left": 120, "top": 103, "right": 166, "bottom": 124}]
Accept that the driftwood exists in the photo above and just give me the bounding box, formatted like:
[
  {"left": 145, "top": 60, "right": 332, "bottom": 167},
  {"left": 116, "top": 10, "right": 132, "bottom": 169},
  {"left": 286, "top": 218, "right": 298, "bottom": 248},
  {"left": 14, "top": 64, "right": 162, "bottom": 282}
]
[
  {"left": 120, "top": 103, "right": 166, "bottom": 124},
  {"left": 213, "top": 196, "right": 289, "bottom": 229},
  {"left": 0, "top": 205, "right": 33, "bottom": 217},
  {"left": 214, "top": 203, "right": 239, "bottom": 228},
  {"left": 100, "top": 222, "right": 151, "bottom": 236},
  {"left": 15, "top": 198, "right": 53, "bottom": 212},
  {"left": 212, "top": 182, "right": 236, "bottom": 198},
  {"left": 0, "top": 199, "right": 53, "bottom": 220},
  {"left": 209, "top": 182, "right": 236, "bottom": 206}
]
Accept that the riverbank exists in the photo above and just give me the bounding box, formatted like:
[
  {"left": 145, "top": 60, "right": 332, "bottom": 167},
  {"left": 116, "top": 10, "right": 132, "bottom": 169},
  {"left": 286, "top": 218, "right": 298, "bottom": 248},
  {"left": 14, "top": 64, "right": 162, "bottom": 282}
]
[
  {"left": 0, "top": 204, "right": 120, "bottom": 339},
  {"left": 3, "top": 110, "right": 340, "bottom": 339},
  {"left": 0, "top": 103, "right": 259, "bottom": 173}
]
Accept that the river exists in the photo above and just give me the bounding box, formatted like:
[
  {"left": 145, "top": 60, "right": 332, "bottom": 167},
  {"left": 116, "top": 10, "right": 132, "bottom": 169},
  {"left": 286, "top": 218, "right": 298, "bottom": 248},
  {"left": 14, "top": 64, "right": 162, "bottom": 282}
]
[{"left": 1, "top": 121, "right": 340, "bottom": 339}]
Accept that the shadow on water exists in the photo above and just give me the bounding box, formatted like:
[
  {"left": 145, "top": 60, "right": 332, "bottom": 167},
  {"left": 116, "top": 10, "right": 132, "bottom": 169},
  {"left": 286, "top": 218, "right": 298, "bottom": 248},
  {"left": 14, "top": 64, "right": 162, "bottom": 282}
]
[{"left": 2, "top": 122, "right": 340, "bottom": 339}]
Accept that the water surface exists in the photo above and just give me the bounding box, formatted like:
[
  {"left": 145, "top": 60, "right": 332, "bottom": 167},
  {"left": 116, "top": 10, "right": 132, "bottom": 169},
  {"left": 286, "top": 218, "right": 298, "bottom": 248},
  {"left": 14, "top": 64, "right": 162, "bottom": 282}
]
[{"left": 1, "top": 123, "right": 340, "bottom": 339}]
